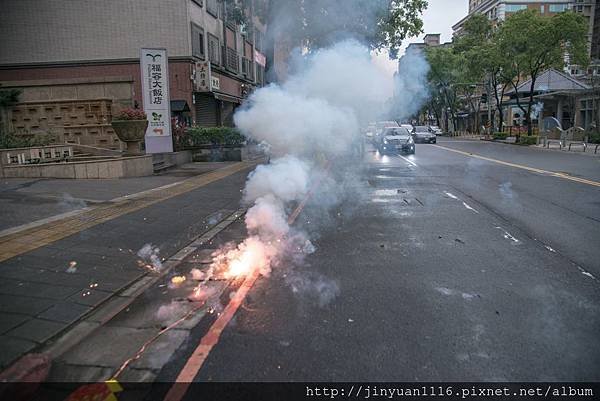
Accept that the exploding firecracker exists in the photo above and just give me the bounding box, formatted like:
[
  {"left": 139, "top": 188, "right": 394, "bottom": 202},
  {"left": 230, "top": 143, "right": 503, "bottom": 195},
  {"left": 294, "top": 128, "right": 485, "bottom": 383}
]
[{"left": 171, "top": 275, "right": 186, "bottom": 285}]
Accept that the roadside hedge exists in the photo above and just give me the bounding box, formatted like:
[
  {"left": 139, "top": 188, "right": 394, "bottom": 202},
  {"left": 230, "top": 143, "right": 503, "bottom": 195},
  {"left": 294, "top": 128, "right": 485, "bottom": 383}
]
[
  {"left": 588, "top": 133, "right": 600, "bottom": 144},
  {"left": 493, "top": 132, "right": 508, "bottom": 140},
  {"left": 186, "top": 127, "right": 245, "bottom": 146},
  {"left": 518, "top": 135, "right": 539, "bottom": 145}
]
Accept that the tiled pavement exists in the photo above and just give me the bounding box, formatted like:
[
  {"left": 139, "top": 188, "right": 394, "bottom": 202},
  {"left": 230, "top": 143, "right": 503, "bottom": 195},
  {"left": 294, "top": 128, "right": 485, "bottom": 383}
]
[
  {"left": 46, "top": 216, "right": 250, "bottom": 383},
  {"left": 0, "top": 161, "right": 260, "bottom": 370}
]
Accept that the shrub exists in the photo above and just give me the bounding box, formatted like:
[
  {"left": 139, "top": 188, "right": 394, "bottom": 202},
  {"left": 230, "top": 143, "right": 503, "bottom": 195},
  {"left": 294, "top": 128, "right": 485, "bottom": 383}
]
[
  {"left": 114, "top": 108, "right": 147, "bottom": 120},
  {"left": 493, "top": 132, "right": 508, "bottom": 140},
  {"left": 0, "top": 131, "right": 54, "bottom": 149},
  {"left": 186, "top": 126, "right": 245, "bottom": 146},
  {"left": 588, "top": 132, "right": 600, "bottom": 144},
  {"left": 518, "top": 135, "right": 538, "bottom": 145}
]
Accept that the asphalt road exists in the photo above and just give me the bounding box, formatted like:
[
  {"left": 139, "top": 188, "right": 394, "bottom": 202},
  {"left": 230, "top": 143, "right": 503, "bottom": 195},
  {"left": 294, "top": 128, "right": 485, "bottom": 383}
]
[{"left": 157, "top": 138, "right": 600, "bottom": 385}]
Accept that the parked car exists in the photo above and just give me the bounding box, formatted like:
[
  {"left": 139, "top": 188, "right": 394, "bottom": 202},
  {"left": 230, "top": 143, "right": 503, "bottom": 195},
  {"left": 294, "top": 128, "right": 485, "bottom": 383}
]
[
  {"left": 379, "top": 127, "right": 415, "bottom": 155},
  {"left": 413, "top": 126, "right": 437, "bottom": 143},
  {"left": 430, "top": 125, "right": 443, "bottom": 136}
]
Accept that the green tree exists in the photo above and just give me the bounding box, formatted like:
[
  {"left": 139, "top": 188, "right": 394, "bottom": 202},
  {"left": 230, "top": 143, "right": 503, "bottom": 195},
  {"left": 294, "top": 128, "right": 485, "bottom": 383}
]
[
  {"left": 497, "top": 9, "right": 589, "bottom": 135},
  {"left": 425, "top": 46, "right": 463, "bottom": 132},
  {"left": 266, "top": 0, "right": 428, "bottom": 55},
  {"left": 453, "top": 14, "right": 497, "bottom": 133}
]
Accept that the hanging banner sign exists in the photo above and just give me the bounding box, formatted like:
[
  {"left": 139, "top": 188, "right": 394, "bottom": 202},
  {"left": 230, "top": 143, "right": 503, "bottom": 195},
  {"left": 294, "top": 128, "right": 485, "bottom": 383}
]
[
  {"left": 195, "top": 61, "right": 211, "bottom": 92},
  {"left": 141, "top": 48, "right": 172, "bottom": 144},
  {"left": 254, "top": 50, "right": 266, "bottom": 67}
]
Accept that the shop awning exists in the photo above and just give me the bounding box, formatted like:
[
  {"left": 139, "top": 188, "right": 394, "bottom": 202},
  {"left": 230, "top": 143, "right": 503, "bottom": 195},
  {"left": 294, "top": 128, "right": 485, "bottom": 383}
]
[
  {"left": 170, "top": 100, "right": 191, "bottom": 112},
  {"left": 214, "top": 93, "right": 243, "bottom": 104}
]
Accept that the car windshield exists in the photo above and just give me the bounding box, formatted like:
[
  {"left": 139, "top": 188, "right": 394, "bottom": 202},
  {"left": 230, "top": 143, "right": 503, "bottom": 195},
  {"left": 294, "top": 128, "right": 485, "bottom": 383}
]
[
  {"left": 384, "top": 128, "right": 410, "bottom": 137},
  {"left": 415, "top": 126, "right": 429, "bottom": 132}
]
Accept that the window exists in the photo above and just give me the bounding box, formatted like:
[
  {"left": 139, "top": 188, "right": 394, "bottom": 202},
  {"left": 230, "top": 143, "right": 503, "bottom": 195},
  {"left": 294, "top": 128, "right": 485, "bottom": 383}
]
[
  {"left": 191, "top": 24, "right": 205, "bottom": 59},
  {"left": 206, "top": 0, "right": 218, "bottom": 17},
  {"left": 255, "top": 62, "right": 264, "bottom": 85},
  {"left": 540, "top": 5, "right": 544, "bottom": 13},
  {"left": 549, "top": 4, "right": 570, "bottom": 12},
  {"left": 254, "top": 28, "right": 263, "bottom": 52},
  {"left": 226, "top": 47, "right": 239, "bottom": 72},
  {"left": 505, "top": 4, "right": 527, "bottom": 12},
  {"left": 208, "top": 33, "right": 220, "bottom": 65},
  {"left": 242, "top": 58, "right": 254, "bottom": 80}
]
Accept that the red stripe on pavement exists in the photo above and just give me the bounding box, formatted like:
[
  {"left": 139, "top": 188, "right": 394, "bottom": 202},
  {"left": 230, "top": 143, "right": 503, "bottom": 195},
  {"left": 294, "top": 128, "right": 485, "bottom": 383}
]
[
  {"left": 164, "top": 269, "right": 260, "bottom": 401},
  {"left": 164, "top": 160, "right": 331, "bottom": 401}
]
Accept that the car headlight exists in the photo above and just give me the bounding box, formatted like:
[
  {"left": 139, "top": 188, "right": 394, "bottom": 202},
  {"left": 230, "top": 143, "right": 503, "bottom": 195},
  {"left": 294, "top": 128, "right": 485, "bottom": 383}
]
[
  {"left": 408, "top": 137, "right": 414, "bottom": 144},
  {"left": 383, "top": 139, "right": 388, "bottom": 144}
]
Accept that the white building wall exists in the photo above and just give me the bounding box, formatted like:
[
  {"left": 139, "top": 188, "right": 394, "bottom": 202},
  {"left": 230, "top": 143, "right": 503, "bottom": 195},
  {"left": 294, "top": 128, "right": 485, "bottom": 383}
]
[{"left": 0, "top": 0, "right": 189, "bottom": 65}]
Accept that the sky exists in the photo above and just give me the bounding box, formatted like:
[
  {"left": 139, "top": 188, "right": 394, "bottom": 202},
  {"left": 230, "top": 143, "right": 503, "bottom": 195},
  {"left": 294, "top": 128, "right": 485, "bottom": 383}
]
[{"left": 371, "top": 0, "right": 469, "bottom": 78}]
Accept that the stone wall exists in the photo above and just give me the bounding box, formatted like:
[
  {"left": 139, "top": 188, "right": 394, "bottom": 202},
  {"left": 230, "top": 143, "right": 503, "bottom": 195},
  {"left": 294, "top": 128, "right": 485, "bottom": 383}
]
[
  {"left": 1, "top": 76, "right": 134, "bottom": 149},
  {"left": 0, "top": 155, "right": 154, "bottom": 179}
]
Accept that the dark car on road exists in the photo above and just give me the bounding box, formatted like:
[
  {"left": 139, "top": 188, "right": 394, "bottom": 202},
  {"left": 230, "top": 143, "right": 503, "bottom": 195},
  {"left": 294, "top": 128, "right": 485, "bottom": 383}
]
[
  {"left": 413, "top": 126, "right": 437, "bottom": 143},
  {"left": 379, "top": 127, "right": 415, "bottom": 155}
]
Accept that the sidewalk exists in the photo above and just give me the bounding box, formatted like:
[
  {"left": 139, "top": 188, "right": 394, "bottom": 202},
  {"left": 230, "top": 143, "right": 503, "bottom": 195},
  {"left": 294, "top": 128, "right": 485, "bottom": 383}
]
[
  {"left": 0, "top": 160, "right": 260, "bottom": 371},
  {"left": 442, "top": 135, "right": 600, "bottom": 157}
]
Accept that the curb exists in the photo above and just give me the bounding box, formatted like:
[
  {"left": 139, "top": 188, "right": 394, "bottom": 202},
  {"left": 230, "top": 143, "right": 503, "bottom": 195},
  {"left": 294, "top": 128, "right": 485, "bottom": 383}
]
[{"left": 0, "top": 208, "right": 246, "bottom": 382}]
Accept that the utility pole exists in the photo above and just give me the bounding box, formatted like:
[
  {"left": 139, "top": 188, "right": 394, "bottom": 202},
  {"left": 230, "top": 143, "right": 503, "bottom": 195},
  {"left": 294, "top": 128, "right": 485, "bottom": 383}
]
[{"left": 486, "top": 73, "right": 493, "bottom": 135}]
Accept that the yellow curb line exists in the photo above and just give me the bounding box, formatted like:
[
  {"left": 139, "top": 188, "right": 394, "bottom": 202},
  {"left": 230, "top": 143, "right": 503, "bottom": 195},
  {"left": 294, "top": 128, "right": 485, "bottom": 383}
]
[
  {"left": 0, "top": 161, "right": 261, "bottom": 263},
  {"left": 433, "top": 145, "right": 600, "bottom": 188}
]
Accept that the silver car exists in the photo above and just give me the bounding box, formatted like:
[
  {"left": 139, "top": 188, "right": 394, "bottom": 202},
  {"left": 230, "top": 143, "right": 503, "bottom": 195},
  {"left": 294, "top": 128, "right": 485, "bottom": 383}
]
[
  {"left": 413, "top": 126, "right": 437, "bottom": 144},
  {"left": 379, "top": 127, "right": 415, "bottom": 155}
]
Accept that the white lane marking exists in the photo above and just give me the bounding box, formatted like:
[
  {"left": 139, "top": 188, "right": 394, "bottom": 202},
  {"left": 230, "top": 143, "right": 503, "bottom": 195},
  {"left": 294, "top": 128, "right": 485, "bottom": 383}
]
[
  {"left": 462, "top": 201, "right": 479, "bottom": 214},
  {"left": 576, "top": 266, "right": 597, "bottom": 280},
  {"left": 435, "top": 287, "right": 478, "bottom": 300},
  {"left": 443, "top": 191, "right": 479, "bottom": 213},
  {"left": 398, "top": 154, "right": 418, "bottom": 167},
  {"left": 544, "top": 245, "right": 557, "bottom": 253},
  {"left": 495, "top": 227, "right": 520, "bottom": 243}
]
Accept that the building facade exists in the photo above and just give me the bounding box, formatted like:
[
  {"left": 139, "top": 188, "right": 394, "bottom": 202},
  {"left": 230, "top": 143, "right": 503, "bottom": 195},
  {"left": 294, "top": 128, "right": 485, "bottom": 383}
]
[
  {"left": 0, "top": 0, "right": 268, "bottom": 149},
  {"left": 455, "top": 0, "right": 597, "bottom": 59}
]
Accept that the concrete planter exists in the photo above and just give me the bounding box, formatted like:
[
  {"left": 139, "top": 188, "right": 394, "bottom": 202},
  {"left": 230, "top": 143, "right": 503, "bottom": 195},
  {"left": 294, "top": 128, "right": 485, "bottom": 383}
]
[
  {"left": 111, "top": 119, "right": 148, "bottom": 155},
  {"left": 189, "top": 143, "right": 264, "bottom": 162}
]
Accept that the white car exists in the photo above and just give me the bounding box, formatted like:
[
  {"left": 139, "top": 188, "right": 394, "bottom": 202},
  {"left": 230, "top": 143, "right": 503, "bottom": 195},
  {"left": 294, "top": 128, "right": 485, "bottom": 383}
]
[
  {"left": 379, "top": 127, "right": 415, "bottom": 155},
  {"left": 400, "top": 124, "right": 414, "bottom": 133},
  {"left": 430, "top": 125, "right": 443, "bottom": 136}
]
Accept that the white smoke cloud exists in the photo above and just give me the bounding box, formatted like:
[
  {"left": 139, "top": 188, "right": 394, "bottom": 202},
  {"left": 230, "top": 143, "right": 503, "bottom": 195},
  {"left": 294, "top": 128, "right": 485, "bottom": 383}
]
[
  {"left": 137, "top": 243, "right": 163, "bottom": 271},
  {"left": 243, "top": 156, "right": 310, "bottom": 204},
  {"left": 207, "top": 40, "right": 430, "bottom": 305},
  {"left": 392, "top": 47, "right": 430, "bottom": 122}
]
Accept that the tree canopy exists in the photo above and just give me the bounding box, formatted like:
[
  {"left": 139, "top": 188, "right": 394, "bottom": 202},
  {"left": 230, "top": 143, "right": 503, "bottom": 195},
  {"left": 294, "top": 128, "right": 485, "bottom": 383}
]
[
  {"left": 424, "top": 9, "right": 589, "bottom": 135},
  {"left": 496, "top": 9, "right": 588, "bottom": 133},
  {"left": 266, "top": 0, "right": 428, "bottom": 56}
]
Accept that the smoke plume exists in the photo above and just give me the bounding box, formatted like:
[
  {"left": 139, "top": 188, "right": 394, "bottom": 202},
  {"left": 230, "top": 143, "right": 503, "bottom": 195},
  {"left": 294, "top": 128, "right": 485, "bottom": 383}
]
[
  {"left": 209, "top": 40, "right": 430, "bottom": 304},
  {"left": 392, "top": 47, "right": 430, "bottom": 122}
]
